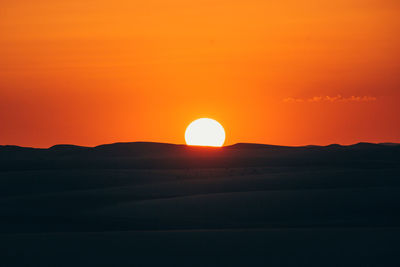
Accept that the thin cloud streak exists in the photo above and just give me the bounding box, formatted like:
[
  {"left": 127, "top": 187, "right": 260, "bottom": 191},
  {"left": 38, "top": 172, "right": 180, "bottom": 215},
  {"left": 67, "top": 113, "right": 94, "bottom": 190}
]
[{"left": 283, "top": 95, "right": 377, "bottom": 103}]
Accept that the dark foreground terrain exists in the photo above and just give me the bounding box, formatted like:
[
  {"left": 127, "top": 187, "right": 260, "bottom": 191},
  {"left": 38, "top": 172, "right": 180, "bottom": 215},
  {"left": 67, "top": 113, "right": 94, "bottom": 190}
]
[{"left": 1, "top": 142, "right": 400, "bottom": 266}]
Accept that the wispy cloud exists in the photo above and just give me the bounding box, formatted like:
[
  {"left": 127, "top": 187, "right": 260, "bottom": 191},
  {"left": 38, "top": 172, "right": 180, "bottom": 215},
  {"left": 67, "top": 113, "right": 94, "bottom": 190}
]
[{"left": 283, "top": 95, "right": 377, "bottom": 103}]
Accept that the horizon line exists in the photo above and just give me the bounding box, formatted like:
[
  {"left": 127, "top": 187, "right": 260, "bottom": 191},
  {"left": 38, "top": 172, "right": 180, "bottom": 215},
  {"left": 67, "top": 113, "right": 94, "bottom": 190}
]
[{"left": 1, "top": 141, "right": 399, "bottom": 150}]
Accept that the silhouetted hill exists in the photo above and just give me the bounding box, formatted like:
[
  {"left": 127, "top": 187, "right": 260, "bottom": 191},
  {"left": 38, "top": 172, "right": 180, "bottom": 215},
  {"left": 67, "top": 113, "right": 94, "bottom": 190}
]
[
  {"left": 94, "top": 142, "right": 186, "bottom": 157},
  {"left": 226, "top": 143, "right": 291, "bottom": 149},
  {"left": 2, "top": 141, "right": 399, "bottom": 156},
  {"left": 49, "top": 144, "right": 90, "bottom": 152},
  {"left": 379, "top": 142, "right": 400, "bottom": 146},
  {"left": 0, "top": 142, "right": 399, "bottom": 171}
]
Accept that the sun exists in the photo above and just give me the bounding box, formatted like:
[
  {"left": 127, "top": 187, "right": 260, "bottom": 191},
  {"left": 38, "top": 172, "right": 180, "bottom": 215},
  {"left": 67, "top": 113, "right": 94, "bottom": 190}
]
[{"left": 185, "top": 118, "right": 226, "bottom": 147}]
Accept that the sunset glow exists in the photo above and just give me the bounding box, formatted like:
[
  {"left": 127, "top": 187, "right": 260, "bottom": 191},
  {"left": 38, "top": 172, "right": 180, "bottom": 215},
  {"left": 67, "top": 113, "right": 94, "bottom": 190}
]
[{"left": 0, "top": 0, "right": 399, "bottom": 147}]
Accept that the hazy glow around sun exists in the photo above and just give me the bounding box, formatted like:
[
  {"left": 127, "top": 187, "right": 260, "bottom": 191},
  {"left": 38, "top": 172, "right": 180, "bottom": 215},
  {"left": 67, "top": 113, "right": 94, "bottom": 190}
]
[{"left": 185, "top": 118, "right": 225, "bottom": 147}]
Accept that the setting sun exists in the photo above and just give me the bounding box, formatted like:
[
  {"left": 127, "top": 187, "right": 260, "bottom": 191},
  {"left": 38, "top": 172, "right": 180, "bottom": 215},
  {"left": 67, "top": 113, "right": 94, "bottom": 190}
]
[{"left": 185, "top": 118, "right": 225, "bottom": 147}]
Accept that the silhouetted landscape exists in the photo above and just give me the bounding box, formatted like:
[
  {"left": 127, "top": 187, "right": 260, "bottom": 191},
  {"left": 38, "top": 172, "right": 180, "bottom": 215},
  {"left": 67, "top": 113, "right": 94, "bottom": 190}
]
[{"left": 1, "top": 142, "right": 400, "bottom": 266}]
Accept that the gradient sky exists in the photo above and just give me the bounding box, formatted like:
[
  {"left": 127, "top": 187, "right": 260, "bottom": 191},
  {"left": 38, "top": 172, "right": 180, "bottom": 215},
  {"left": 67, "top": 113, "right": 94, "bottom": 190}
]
[{"left": 1, "top": 0, "right": 399, "bottom": 147}]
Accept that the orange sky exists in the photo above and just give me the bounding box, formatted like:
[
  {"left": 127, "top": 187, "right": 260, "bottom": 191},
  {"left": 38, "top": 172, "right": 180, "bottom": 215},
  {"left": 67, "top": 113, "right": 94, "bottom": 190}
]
[{"left": 1, "top": 0, "right": 399, "bottom": 147}]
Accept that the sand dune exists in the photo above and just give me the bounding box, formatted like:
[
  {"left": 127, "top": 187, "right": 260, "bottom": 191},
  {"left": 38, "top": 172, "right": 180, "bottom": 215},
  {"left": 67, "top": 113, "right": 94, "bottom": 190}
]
[{"left": 1, "top": 142, "right": 400, "bottom": 266}]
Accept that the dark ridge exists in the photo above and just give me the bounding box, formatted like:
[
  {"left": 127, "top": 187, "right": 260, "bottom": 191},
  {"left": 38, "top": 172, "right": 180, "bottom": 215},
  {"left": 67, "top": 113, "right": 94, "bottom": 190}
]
[
  {"left": 0, "top": 145, "right": 45, "bottom": 158},
  {"left": 94, "top": 141, "right": 184, "bottom": 151},
  {"left": 93, "top": 142, "right": 187, "bottom": 157},
  {"left": 0, "top": 145, "right": 41, "bottom": 151},
  {"left": 348, "top": 142, "right": 382, "bottom": 148},
  {"left": 225, "top": 143, "right": 290, "bottom": 150},
  {"left": 304, "top": 145, "right": 322, "bottom": 148},
  {"left": 0, "top": 141, "right": 399, "bottom": 172},
  {"left": 1, "top": 141, "right": 399, "bottom": 157},
  {"left": 2, "top": 141, "right": 397, "bottom": 152},
  {"left": 49, "top": 144, "right": 90, "bottom": 151},
  {"left": 326, "top": 144, "right": 342, "bottom": 148},
  {"left": 379, "top": 142, "right": 400, "bottom": 146}
]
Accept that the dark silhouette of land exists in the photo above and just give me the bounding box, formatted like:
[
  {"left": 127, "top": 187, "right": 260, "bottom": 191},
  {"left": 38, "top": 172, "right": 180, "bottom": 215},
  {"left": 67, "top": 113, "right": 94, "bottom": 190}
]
[{"left": 1, "top": 142, "right": 400, "bottom": 266}]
